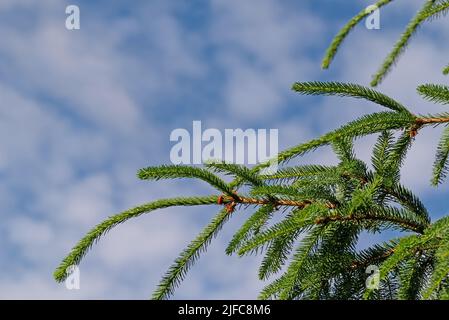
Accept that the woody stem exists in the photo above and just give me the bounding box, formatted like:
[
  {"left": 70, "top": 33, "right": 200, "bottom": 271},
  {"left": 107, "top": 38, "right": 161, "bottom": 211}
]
[{"left": 220, "top": 195, "right": 336, "bottom": 209}]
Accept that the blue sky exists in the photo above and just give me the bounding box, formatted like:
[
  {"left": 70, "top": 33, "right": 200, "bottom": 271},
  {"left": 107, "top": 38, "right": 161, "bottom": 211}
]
[{"left": 0, "top": 0, "right": 448, "bottom": 299}]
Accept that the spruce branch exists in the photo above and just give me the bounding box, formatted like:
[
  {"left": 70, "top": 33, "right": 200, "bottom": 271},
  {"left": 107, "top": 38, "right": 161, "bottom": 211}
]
[
  {"left": 205, "top": 161, "right": 264, "bottom": 187},
  {"left": 276, "top": 225, "right": 330, "bottom": 300},
  {"left": 55, "top": 85, "right": 449, "bottom": 299},
  {"left": 315, "top": 206, "right": 427, "bottom": 234},
  {"left": 387, "top": 184, "right": 430, "bottom": 224},
  {"left": 382, "top": 131, "right": 414, "bottom": 184},
  {"left": 371, "top": 0, "right": 438, "bottom": 87},
  {"left": 363, "top": 235, "right": 420, "bottom": 299},
  {"left": 321, "top": 0, "right": 395, "bottom": 69},
  {"left": 398, "top": 255, "right": 433, "bottom": 300},
  {"left": 55, "top": 4, "right": 449, "bottom": 299},
  {"left": 54, "top": 196, "right": 219, "bottom": 282},
  {"left": 444, "top": 64, "right": 449, "bottom": 75},
  {"left": 363, "top": 216, "right": 449, "bottom": 299},
  {"left": 351, "top": 240, "right": 398, "bottom": 270},
  {"left": 417, "top": 84, "right": 449, "bottom": 105},
  {"left": 238, "top": 204, "right": 326, "bottom": 256},
  {"left": 225, "top": 204, "right": 275, "bottom": 255},
  {"left": 138, "top": 165, "right": 237, "bottom": 198},
  {"left": 323, "top": 0, "right": 449, "bottom": 85},
  {"left": 219, "top": 194, "right": 333, "bottom": 210},
  {"left": 292, "top": 82, "right": 410, "bottom": 113},
  {"left": 332, "top": 136, "right": 356, "bottom": 162},
  {"left": 260, "top": 165, "right": 335, "bottom": 183},
  {"left": 273, "top": 111, "right": 416, "bottom": 167},
  {"left": 424, "top": 0, "right": 449, "bottom": 21},
  {"left": 372, "top": 131, "right": 395, "bottom": 175},
  {"left": 431, "top": 126, "right": 449, "bottom": 185},
  {"left": 258, "top": 274, "right": 288, "bottom": 300},
  {"left": 250, "top": 184, "right": 337, "bottom": 204},
  {"left": 278, "top": 224, "right": 359, "bottom": 299},
  {"left": 258, "top": 229, "right": 300, "bottom": 280},
  {"left": 152, "top": 208, "right": 231, "bottom": 300}
]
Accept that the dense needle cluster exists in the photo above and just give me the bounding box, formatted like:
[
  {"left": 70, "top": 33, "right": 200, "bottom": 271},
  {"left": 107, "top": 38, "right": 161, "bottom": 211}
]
[{"left": 54, "top": 1, "right": 449, "bottom": 300}]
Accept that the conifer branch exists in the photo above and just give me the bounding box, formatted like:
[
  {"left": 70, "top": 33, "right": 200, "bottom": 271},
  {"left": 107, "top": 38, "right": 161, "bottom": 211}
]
[
  {"left": 225, "top": 205, "right": 275, "bottom": 255},
  {"left": 351, "top": 243, "right": 397, "bottom": 270},
  {"left": 371, "top": 0, "right": 438, "bottom": 87},
  {"left": 152, "top": 208, "right": 231, "bottom": 300},
  {"left": 56, "top": 4, "right": 449, "bottom": 300},
  {"left": 422, "top": 239, "right": 449, "bottom": 299},
  {"left": 292, "top": 82, "right": 410, "bottom": 113},
  {"left": 258, "top": 274, "right": 288, "bottom": 300},
  {"left": 424, "top": 0, "right": 449, "bottom": 20},
  {"left": 314, "top": 208, "right": 426, "bottom": 234},
  {"left": 386, "top": 184, "right": 430, "bottom": 224},
  {"left": 323, "top": 0, "right": 449, "bottom": 86},
  {"left": 260, "top": 165, "right": 335, "bottom": 183},
  {"left": 272, "top": 111, "right": 415, "bottom": 166},
  {"left": 444, "top": 64, "right": 449, "bottom": 75},
  {"left": 372, "top": 131, "right": 395, "bottom": 175},
  {"left": 219, "top": 194, "right": 335, "bottom": 210},
  {"left": 258, "top": 230, "right": 300, "bottom": 280},
  {"left": 398, "top": 255, "right": 433, "bottom": 299},
  {"left": 431, "top": 126, "right": 449, "bottom": 185},
  {"left": 138, "top": 165, "right": 237, "bottom": 199},
  {"left": 321, "top": 0, "right": 395, "bottom": 69},
  {"left": 54, "top": 196, "right": 219, "bottom": 282},
  {"left": 237, "top": 204, "right": 327, "bottom": 256},
  {"left": 205, "top": 161, "right": 264, "bottom": 187},
  {"left": 382, "top": 132, "right": 413, "bottom": 183},
  {"left": 417, "top": 84, "right": 449, "bottom": 105},
  {"left": 276, "top": 227, "right": 328, "bottom": 299}
]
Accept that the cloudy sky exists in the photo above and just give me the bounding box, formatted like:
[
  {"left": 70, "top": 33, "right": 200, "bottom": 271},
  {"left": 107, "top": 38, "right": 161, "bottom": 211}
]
[{"left": 0, "top": 0, "right": 448, "bottom": 299}]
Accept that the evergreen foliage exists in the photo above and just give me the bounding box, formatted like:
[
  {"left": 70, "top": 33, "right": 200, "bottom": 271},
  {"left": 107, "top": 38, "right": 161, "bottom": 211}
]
[
  {"left": 322, "top": 0, "right": 449, "bottom": 86},
  {"left": 55, "top": 1, "right": 449, "bottom": 300},
  {"left": 444, "top": 64, "right": 449, "bottom": 75}
]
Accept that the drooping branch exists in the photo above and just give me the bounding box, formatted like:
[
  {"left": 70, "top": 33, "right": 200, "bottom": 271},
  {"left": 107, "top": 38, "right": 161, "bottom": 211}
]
[
  {"left": 321, "top": 0, "right": 395, "bottom": 69},
  {"left": 315, "top": 212, "right": 425, "bottom": 234},
  {"left": 371, "top": 0, "right": 438, "bottom": 87},
  {"left": 54, "top": 196, "right": 220, "bottom": 282}
]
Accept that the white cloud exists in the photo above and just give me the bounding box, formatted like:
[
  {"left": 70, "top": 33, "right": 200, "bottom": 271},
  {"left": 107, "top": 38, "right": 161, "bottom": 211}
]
[{"left": 209, "top": 0, "right": 325, "bottom": 120}]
